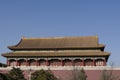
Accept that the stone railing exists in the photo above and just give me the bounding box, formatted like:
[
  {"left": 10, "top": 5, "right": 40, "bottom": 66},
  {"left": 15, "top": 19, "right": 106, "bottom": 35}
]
[{"left": 1, "top": 66, "right": 120, "bottom": 70}]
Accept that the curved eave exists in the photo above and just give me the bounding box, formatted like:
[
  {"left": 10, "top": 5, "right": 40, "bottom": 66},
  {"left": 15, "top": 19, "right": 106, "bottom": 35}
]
[
  {"left": 8, "top": 46, "right": 16, "bottom": 50},
  {"left": 8, "top": 45, "right": 105, "bottom": 51},
  {"left": 8, "top": 38, "right": 23, "bottom": 50},
  {"left": 2, "top": 52, "right": 110, "bottom": 57},
  {"left": 2, "top": 52, "right": 110, "bottom": 62}
]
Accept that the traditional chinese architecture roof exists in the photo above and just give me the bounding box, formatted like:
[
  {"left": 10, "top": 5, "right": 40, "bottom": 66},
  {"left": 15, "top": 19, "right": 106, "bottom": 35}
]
[
  {"left": 2, "top": 36, "right": 110, "bottom": 60},
  {"left": 8, "top": 36, "right": 105, "bottom": 50}
]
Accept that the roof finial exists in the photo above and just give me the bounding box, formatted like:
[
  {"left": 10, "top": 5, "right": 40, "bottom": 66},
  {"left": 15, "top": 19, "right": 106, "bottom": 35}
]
[
  {"left": 22, "top": 36, "right": 26, "bottom": 39},
  {"left": 95, "top": 34, "right": 98, "bottom": 37}
]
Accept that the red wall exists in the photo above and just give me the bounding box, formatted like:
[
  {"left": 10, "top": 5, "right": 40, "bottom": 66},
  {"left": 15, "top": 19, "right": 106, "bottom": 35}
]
[{"left": 0, "top": 69, "right": 120, "bottom": 80}]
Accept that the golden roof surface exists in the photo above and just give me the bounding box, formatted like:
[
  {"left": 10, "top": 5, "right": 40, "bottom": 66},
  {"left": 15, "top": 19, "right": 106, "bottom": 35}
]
[{"left": 8, "top": 36, "right": 105, "bottom": 50}]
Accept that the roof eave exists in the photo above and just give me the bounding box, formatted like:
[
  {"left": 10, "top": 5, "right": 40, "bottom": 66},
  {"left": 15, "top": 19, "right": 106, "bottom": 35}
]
[
  {"left": 2, "top": 52, "right": 110, "bottom": 58},
  {"left": 7, "top": 46, "right": 105, "bottom": 51}
]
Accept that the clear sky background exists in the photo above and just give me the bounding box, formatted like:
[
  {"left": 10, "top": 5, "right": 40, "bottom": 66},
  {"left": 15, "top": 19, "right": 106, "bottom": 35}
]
[{"left": 0, "top": 0, "right": 120, "bottom": 66}]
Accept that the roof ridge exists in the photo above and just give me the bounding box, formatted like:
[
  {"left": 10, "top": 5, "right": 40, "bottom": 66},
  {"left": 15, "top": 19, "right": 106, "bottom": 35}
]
[{"left": 21, "top": 36, "right": 98, "bottom": 39}]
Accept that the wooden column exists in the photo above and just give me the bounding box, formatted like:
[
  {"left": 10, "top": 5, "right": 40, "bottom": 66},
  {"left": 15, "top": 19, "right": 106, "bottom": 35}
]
[
  {"left": 93, "top": 59, "right": 95, "bottom": 66},
  {"left": 72, "top": 60, "right": 74, "bottom": 66},
  {"left": 82, "top": 59, "right": 85, "bottom": 66},
  {"left": 7, "top": 59, "right": 10, "bottom": 66},
  {"left": 16, "top": 60, "right": 18, "bottom": 66},
  {"left": 36, "top": 60, "right": 39, "bottom": 66},
  {"left": 39, "top": 60, "right": 41, "bottom": 66},
  {"left": 103, "top": 59, "right": 106, "bottom": 66},
  {"left": 26, "top": 59, "right": 29, "bottom": 66},
  {"left": 46, "top": 59, "right": 49, "bottom": 66},
  {"left": 61, "top": 60, "right": 64, "bottom": 66}
]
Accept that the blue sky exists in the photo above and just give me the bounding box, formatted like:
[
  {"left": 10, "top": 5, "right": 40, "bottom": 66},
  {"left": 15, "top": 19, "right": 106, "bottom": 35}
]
[{"left": 0, "top": 0, "right": 120, "bottom": 66}]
